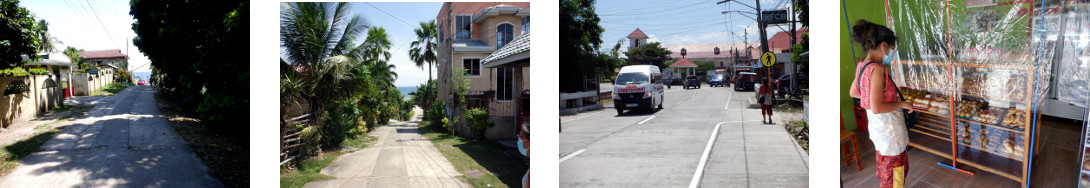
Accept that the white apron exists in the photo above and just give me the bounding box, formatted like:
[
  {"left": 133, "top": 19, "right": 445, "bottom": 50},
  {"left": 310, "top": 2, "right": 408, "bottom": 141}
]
[{"left": 867, "top": 110, "right": 908, "bottom": 156}]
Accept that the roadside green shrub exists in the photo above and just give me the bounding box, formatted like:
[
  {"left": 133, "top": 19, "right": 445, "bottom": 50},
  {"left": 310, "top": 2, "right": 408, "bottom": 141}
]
[
  {"left": 466, "top": 108, "right": 492, "bottom": 139},
  {"left": 426, "top": 101, "right": 446, "bottom": 130},
  {"left": 27, "top": 68, "right": 47, "bottom": 75},
  {"left": 319, "top": 103, "right": 358, "bottom": 148}
]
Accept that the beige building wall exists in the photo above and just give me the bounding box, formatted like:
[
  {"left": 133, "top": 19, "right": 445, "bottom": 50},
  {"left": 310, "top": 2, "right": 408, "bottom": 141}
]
[{"left": 478, "top": 15, "right": 524, "bottom": 48}]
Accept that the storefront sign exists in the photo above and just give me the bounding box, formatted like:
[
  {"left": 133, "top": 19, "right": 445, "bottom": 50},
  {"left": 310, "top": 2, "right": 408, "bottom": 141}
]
[
  {"left": 88, "top": 68, "right": 99, "bottom": 75},
  {"left": 761, "top": 10, "right": 789, "bottom": 24}
]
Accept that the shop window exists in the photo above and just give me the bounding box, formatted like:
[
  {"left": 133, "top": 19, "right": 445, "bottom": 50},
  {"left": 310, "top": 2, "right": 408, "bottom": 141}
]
[
  {"left": 463, "top": 58, "right": 480, "bottom": 76},
  {"left": 497, "top": 23, "right": 514, "bottom": 49},
  {"left": 496, "top": 67, "right": 514, "bottom": 101},
  {"left": 456, "top": 15, "right": 471, "bottom": 39}
]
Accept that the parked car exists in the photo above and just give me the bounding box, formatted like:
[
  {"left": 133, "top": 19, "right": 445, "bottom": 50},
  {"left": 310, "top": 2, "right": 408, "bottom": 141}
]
[
  {"left": 734, "top": 72, "right": 757, "bottom": 91},
  {"left": 613, "top": 65, "right": 665, "bottom": 115},
  {"left": 774, "top": 73, "right": 808, "bottom": 97},
  {"left": 684, "top": 75, "right": 701, "bottom": 89},
  {"left": 709, "top": 74, "right": 728, "bottom": 87},
  {"left": 137, "top": 79, "right": 148, "bottom": 85}
]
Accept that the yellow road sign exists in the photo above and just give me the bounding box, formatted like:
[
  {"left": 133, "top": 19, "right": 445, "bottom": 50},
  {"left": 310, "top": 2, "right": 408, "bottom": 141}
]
[{"left": 761, "top": 52, "right": 776, "bottom": 67}]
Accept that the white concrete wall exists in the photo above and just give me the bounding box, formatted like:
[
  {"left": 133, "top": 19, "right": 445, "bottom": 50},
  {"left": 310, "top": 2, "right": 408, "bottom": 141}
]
[{"left": 0, "top": 75, "right": 64, "bottom": 128}]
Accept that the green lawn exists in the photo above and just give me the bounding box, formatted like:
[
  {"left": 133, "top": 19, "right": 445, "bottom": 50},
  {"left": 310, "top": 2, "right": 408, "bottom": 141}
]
[
  {"left": 92, "top": 82, "right": 130, "bottom": 96},
  {"left": 419, "top": 123, "right": 529, "bottom": 188},
  {"left": 279, "top": 135, "right": 376, "bottom": 188}
]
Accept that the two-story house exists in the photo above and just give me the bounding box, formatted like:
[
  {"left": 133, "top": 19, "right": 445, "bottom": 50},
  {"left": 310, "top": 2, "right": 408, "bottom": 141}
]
[{"left": 436, "top": 2, "right": 529, "bottom": 139}]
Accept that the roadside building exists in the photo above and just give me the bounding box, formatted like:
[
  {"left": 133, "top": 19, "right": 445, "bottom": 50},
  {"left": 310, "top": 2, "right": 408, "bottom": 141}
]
[
  {"left": 77, "top": 49, "right": 127, "bottom": 75},
  {"left": 436, "top": 2, "right": 530, "bottom": 139}
]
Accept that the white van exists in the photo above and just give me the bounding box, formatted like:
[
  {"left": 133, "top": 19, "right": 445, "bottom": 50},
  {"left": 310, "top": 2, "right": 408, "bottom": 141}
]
[{"left": 613, "top": 65, "right": 665, "bottom": 114}]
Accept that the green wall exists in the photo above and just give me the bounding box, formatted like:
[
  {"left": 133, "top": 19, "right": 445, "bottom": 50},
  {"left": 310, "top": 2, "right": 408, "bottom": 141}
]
[
  {"left": 840, "top": 0, "right": 1032, "bottom": 130},
  {"left": 839, "top": 0, "right": 886, "bottom": 130}
]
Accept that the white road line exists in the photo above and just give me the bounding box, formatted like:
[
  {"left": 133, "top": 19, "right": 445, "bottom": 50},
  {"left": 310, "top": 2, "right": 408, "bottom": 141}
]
[
  {"left": 562, "top": 111, "right": 603, "bottom": 123},
  {"left": 724, "top": 90, "right": 735, "bottom": 110},
  {"left": 637, "top": 116, "right": 655, "bottom": 124},
  {"left": 559, "top": 149, "right": 587, "bottom": 163},
  {"left": 689, "top": 122, "right": 725, "bottom": 188}
]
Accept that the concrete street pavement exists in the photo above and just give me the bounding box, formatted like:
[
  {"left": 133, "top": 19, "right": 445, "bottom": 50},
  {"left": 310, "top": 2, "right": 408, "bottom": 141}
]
[
  {"left": 560, "top": 84, "right": 808, "bottom": 187},
  {"left": 305, "top": 107, "right": 468, "bottom": 188},
  {"left": 0, "top": 85, "right": 223, "bottom": 187}
]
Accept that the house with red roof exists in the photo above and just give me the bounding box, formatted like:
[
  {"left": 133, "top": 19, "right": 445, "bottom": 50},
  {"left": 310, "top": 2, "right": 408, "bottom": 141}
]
[{"left": 77, "top": 49, "right": 127, "bottom": 71}]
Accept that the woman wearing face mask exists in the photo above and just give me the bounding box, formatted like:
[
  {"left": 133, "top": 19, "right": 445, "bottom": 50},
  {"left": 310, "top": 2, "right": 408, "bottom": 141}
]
[
  {"left": 518, "top": 121, "right": 529, "bottom": 188},
  {"left": 848, "top": 19, "right": 913, "bottom": 188}
]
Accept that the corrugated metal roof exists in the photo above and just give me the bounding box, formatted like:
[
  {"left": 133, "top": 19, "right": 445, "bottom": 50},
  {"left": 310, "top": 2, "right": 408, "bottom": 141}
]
[{"left": 481, "top": 31, "right": 530, "bottom": 67}]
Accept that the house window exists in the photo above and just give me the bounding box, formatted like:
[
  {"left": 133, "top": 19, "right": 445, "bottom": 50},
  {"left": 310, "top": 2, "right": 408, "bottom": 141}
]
[
  {"left": 521, "top": 16, "right": 530, "bottom": 31},
  {"left": 462, "top": 58, "right": 480, "bottom": 76},
  {"left": 496, "top": 67, "right": 514, "bottom": 101},
  {"left": 635, "top": 39, "right": 640, "bottom": 47},
  {"left": 439, "top": 22, "right": 445, "bottom": 40},
  {"left": 497, "top": 23, "right": 514, "bottom": 49},
  {"left": 456, "top": 15, "right": 471, "bottom": 39}
]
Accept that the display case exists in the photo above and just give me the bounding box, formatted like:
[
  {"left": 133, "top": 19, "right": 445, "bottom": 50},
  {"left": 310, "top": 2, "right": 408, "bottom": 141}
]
[{"left": 883, "top": 0, "right": 1057, "bottom": 187}]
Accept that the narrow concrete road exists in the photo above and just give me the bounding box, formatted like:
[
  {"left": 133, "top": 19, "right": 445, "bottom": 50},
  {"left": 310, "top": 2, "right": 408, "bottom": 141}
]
[
  {"left": 561, "top": 84, "right": 808, "bottom": 187},
  {"left": 305, "top": 107, "right": 468, "bottom": 188},
  {"left": 0, "top": 85, "right": 223, "bottom": 187}
]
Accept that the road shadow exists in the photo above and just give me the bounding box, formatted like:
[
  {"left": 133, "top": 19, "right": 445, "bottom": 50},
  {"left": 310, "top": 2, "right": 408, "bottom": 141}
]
[
  {"left": 614, "top": 108, "right": 661, "bottom": 117},
  {"left": 0, "top": 87, "right": 222, "bottom": 187},
  {"left": 430, "top": 132, "right": 528, "bottom": 188}
]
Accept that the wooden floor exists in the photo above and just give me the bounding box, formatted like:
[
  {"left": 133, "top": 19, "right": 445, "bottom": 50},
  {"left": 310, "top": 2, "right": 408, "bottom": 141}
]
[{"left": 840, "top": 116, "right": 1082, "bottom": 188}]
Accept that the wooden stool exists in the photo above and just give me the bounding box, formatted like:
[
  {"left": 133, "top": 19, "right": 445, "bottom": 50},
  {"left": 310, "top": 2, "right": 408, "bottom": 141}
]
[{"left": 841, "top": 129, "right": 862, "bottom": 171}]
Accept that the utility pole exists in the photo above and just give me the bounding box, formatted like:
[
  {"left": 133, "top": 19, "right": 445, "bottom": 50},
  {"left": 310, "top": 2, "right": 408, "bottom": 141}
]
[
  {"left": 720, "top": 0, "right": 769, "bottom": 89},
  {"left": 789, "top": 0, "right": 798, "bottom": 94}
]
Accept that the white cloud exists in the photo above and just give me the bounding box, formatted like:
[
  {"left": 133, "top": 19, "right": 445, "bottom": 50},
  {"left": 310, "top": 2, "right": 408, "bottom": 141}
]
[{"left": 646, "top": 33, "right": 660, "bottom": 43}]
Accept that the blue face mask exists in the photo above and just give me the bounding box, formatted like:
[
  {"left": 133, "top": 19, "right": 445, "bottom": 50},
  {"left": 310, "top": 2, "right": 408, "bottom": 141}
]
[
  {"left": 882, "top": 48, "right": 896, "bottom": 65},
  {"left": 517, "top": 138, "right": 527, "bottom": 156}
]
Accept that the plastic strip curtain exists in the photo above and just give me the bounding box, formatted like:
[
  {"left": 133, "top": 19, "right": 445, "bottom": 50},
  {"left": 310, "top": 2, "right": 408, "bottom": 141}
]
[{"left": 885, "top": 0, "right": 1063, "bottom": 185}]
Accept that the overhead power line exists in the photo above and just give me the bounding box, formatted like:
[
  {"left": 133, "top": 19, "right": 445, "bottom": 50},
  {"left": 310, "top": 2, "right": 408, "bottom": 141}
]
[{"left": 85, "top": 0, "right": 120, "bottom": 49}]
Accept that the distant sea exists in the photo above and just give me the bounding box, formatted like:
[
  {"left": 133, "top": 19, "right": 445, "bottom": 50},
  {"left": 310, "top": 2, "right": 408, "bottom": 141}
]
[
  {"left": 397, "top": 86, "right": 417, "bottom": 100},
  {"left": 132, "top": 72, "right": 152, "bottom": 81}
]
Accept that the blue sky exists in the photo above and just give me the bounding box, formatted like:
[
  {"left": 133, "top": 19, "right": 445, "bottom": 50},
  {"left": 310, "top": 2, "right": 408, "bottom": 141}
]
[
  {"left": 595, "top": 0, "right": 797, "bottom": 51},
  {"left": 20, "top": 0, "right": 152, "bottom": 73},
  {"left": 279, "top": 2, "right": 444, "bottom": 87},
  {"left": 348, "top": 2, "right": 443, "bottom": 87}
]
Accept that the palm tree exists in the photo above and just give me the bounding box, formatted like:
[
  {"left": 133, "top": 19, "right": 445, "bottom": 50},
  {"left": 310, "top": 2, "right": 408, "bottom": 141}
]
[
  {"left": 409, "top": 20, "right": 438, "bottom": 81},
  {"left": 281, "top": 2, "right": 369, "bottom": 69},
  {"left": 281, "top": 2, "right": 370, "bottom": 113}
]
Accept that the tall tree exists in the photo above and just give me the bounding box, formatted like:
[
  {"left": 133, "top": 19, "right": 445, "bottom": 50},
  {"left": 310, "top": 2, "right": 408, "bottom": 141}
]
[
  {"left": 280, "top": 2, "right": 370, "bottom": 114},
  {"left": 409, "top": 20, "right": 438, "bottom": 82},
  {"left": 131, "top": 0, "right": 249, "bottom": 133},
  {"left": 0, "top": 0, "right": 49, "bottom": 68},
  {"left": 560, "top": 0, "right": 604, "bottom": 93},
  {"left": 624, "top": 42, "right": 673, "bottom": 68}
]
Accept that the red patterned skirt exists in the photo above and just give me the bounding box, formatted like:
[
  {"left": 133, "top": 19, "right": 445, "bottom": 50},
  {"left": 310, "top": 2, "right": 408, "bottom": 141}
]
[{"left": 875, "top": 151, "right": 908, "bottom": 188}]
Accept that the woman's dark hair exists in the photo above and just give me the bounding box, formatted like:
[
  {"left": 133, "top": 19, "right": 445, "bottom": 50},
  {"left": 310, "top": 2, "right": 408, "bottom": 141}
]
[{"left": 851, "top": 19, "right": 897, "bottom": 50}]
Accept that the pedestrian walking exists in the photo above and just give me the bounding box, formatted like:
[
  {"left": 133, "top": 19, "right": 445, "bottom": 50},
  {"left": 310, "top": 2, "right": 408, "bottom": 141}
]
[
  {"left": 758, "top": 77, "right": 774, "bottom": 124},
  {"left": 848, "top": 19, "right": 913, "bottom": 188}
]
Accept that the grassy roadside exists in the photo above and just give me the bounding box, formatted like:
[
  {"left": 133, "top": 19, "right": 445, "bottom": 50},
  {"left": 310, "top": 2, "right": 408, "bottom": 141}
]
[
  {"left": 280, "top": 135, "right": 376, "bottom": 188},
  {"left": 785, "top": 120, "right": 809, "bottom": 153},
  {"left": 91, "top": 82, "right": 130, "bottom": 96},
  {"left": 154, "top": 91, "right": 250, "bottom": 187},
  {"left": 0, "top": 107, "right": 86, "bottom": 176},
  {"left": 418, "top": 122, "right": 528, "bottom": 188}
]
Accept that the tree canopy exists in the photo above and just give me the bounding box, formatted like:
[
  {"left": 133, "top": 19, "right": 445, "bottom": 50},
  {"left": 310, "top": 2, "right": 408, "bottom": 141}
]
[
  {"left": 623, "top": 42, "right": 673, "bottom": 69},
  {"left": 130, "top": 0, "right": 249, "bottom": 134},
  {"left": 559, "top": 0, "right": 604, "bottom": 93},
  {"left": 0, "top": 0, "right": 51, "bottom": 69}
]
